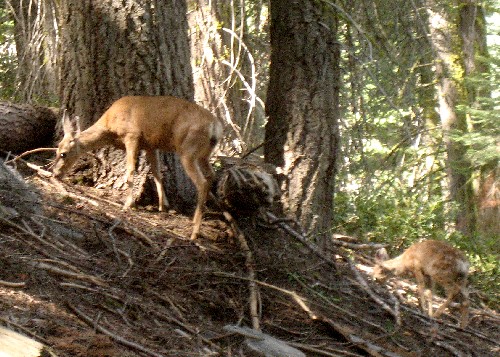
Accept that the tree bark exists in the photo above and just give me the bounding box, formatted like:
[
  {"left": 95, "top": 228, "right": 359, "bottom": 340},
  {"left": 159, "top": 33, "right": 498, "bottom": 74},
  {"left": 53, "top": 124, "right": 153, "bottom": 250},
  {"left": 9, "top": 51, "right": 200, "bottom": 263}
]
[
  {"left": 58, "top": 0, "right": 196, "bottom": 211},
  {"left": 458, "top": 0, "right": 498, "bottom": 237},
  {"left": 59, "top": 0, "right": 193, "bottom": 126},
  {"left": 10, "top": 0, "right": 59, "bottom": 103},
  {"left": 426, "top": 0, "right": 476, "bottom": 236},
  {"left": 188, "top": 0, "right": 270, "bottom": 153},
  {"left": 265, "top": 0, "right": 341, "bottom": 243}
]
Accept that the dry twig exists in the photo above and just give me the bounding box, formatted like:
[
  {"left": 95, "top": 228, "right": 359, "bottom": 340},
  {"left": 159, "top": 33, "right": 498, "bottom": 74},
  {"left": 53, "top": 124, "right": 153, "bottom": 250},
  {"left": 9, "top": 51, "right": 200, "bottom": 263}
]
[
  {"left": 0, "top": 280, "right": 26, "bottom": 288},
  {"left": 66, "top": 303, "right": 165, "bottom": 357},
  {"left": 4, "top": 148, "right": 57, "bottom": 164},
  {"left": 347, "top": 258, "right": 401, "bottom": 326},
  {"left": 32, "top": 261, "right": 106, "bottom": 286},
  {"left": 266, "top": 212, "right": 337, "bottom": 270},
  {"left": 223, "top": 211, "right": 260, "bottom": 330}
]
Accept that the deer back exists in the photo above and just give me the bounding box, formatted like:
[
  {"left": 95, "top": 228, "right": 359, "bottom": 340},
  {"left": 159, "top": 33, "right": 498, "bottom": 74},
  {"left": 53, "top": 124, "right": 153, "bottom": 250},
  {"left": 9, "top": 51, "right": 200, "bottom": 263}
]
[{"left": 98, "top": 96, "right": 222, "bottom": 155}]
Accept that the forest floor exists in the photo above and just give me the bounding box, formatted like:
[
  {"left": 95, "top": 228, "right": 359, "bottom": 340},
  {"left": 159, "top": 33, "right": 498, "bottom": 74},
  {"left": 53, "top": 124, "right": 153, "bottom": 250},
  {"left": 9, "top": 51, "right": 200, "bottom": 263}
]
[{"left": 0, "top": 154, "right": 499, "bottom": 357}]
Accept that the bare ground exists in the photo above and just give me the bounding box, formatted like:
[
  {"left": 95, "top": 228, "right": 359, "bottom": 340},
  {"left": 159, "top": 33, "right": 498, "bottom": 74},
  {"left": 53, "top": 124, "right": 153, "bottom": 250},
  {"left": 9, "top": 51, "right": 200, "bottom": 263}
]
[{"left": 0, "top": 158, "right": 499, "bottom": 357}]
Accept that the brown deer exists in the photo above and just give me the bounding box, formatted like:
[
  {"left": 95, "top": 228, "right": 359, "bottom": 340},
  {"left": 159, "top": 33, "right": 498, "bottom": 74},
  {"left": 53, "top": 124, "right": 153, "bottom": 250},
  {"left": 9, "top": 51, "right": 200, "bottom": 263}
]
[
  {"left": 53, "top": 96, "right": 223, "bottom": 240},
  {"left": 373, "top": 240, "right": 470, "bottom": 327}
]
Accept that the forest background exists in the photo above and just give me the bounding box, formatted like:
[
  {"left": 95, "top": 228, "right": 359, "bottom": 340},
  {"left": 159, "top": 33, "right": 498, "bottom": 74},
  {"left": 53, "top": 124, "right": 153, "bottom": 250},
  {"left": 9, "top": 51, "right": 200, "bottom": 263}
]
[{"left": 0, "top": 0, "right": 498, "bottom": 306}]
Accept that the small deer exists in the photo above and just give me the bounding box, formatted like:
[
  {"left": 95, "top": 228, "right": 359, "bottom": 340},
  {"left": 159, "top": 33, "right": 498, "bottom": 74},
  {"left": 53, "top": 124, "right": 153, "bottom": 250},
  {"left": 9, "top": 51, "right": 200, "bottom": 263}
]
[
  {"left": 53, "top": 96, "right": 223, "bottom": 240},
  {"left": 373, "top": 240, "right": 470, "bottom": 327}
]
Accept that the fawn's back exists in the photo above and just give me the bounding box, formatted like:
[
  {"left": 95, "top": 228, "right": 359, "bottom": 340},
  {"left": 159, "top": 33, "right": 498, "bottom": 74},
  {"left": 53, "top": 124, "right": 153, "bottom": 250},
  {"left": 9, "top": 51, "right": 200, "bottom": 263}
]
[{"left": 400, "top": 240, "right": 468, "bottom": 283}]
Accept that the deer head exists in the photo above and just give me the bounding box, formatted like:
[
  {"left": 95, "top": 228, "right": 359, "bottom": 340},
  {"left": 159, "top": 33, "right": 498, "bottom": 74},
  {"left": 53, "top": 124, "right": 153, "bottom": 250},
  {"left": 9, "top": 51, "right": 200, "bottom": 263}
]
[{"left": 53, "top": 113, "right": 82, "bottom": 178}]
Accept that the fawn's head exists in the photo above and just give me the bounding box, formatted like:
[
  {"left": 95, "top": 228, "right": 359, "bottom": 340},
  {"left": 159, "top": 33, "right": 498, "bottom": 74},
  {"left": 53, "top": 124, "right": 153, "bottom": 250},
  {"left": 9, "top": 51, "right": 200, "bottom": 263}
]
[
  {"left": 53, "top": 114, "right": 82, "bottom": 178},
  {"left": 372, "top": 247, "right": 390, "bottom": 280}
]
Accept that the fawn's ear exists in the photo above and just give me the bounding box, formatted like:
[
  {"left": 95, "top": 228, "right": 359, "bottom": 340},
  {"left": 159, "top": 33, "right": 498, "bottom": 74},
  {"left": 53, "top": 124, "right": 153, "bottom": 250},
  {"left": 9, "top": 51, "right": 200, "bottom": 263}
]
[{"left": 375, "top": 247, "right": 389, "bottom": 262}]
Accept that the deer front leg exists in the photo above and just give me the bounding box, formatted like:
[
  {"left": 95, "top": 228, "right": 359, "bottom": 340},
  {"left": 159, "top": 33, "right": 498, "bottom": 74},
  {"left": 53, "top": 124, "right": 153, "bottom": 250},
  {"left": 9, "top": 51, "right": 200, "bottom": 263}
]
[
  {"left": 180, "top": 155, "right": 209, "bottom": 240},
  {"left": 458, "top": 287, "right": 469, "bottom": 328},
  {"left": 426, "top": 279, "right": 436, "bottom": 317},
  {"left": 146, "top": 150, "right": 168, "bottom": 211},
  {"left": 433, "top": 284, "right": 461, "bottom": 319},
  {"left": 123, "top": 138, "right": 139, "bottom": 210},
  {"left": 414, "top": 270, "right": 428, "bottom": 314}
]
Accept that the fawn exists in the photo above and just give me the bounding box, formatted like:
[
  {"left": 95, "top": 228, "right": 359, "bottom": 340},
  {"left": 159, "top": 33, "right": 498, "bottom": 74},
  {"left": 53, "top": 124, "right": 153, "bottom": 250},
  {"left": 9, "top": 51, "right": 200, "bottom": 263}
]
[{"left": 373, "top": 240, "right": 470, "bottom": 327}]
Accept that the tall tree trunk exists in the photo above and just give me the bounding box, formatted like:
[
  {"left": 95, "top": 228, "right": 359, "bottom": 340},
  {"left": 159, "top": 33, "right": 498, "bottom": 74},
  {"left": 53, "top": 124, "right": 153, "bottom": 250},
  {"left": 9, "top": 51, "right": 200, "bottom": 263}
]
[
  {"left": 458, "top": 0, "right": 498, "bottom": 237},
  {"left": 426, "top": 0, "right": 476, "bottom": 236},
  {"left": 265, "top": 0, "right": 341, "bottom": 244},
  {"left": 10, "top": 0, "right": 58, "bottom": 103},
  {"left": 188, "top": 0, "right": 269, "bottom": 153},
  {"left": 59, "top": 0, "right": 195, "bottom": 211}
]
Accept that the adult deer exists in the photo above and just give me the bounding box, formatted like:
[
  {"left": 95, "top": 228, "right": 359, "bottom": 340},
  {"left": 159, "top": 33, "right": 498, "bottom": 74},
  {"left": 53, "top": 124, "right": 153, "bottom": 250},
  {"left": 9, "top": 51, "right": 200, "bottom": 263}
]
[
  {"left": 53, "top": 96, "right": 223, "bottom": 240},
  {"left": 373, "top": 240, "right": 470, "bottom": 327}
]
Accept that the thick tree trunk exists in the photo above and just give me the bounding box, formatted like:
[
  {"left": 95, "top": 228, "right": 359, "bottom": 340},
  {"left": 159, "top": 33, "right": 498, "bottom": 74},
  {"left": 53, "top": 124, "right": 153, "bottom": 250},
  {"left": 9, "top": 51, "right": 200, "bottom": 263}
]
[
  {"left": 265, "top": 0, "right": 341, "bottom": 243},
  {"left": 58, "top": 0, "right": 196, "bottom": 212},
  {"left": 0, "top": 102, "right": 57, "bottom": 153},
  {"left": 59, "top": 0, "right": 193, "bottom": 126},
  {"left": 426, "top": 0, "right": 476, "bottom": 236}
]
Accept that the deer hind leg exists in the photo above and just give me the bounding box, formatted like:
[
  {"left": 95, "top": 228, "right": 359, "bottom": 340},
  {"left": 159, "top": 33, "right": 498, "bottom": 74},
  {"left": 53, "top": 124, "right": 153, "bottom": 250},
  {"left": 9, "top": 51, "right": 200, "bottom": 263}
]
[
  {"left": 198, "top": 155, "right": 215, "bottom": 201},
  {"left": 146, "top": 150, "right": 168, "bottom": 211},
  {"left": 123, "top": 138, "right": 139, "bottom": 210},
  {"left": 180, "top": 154, "right": 210, "bottom": 240},
  {"left": 198, "top": 155, "right": 215, "bottom": 184}
]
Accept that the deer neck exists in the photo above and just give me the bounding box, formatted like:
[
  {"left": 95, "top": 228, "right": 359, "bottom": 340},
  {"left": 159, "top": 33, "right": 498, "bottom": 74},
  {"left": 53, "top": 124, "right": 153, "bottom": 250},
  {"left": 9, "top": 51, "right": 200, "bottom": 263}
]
[
  {"left": 77, "top": 124, "right": 109, "bottom": 152},
  {"left": 381, "top": 254, "right": 408, "bottom": 275}
]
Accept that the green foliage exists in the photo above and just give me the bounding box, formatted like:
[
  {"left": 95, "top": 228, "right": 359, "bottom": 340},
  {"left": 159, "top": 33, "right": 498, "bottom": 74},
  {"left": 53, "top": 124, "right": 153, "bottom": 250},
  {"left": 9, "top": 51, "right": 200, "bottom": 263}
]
[
  {"left": 453, "top": 51, "right": 500, "bottom": 169},
  {"left": 333, "top": 171, "right": 447, "bottom": 252},
  {"left": 451, "top": 231, "right": 500, "bottom": 310},
  {"left": 332, "top": 0, "right": 499, "bottom": 310},
  {"left": 0, "top": 5, "right": 16, "bottom": 99},
  {"left": 468, "top": 251, "right": 500, "bottom": 309}
]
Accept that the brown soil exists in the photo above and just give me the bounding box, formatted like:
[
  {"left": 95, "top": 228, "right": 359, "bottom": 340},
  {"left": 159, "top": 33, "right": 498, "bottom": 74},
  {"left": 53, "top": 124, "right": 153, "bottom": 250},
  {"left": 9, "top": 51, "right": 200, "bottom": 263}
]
[{"left": 0, "top": 158, "right": 499, "bottom": 357}]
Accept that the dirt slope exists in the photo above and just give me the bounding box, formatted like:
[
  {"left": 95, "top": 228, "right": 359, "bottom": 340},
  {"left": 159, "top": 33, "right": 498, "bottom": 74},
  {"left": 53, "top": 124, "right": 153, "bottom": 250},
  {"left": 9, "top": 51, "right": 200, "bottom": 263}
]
[{"left": 0, "top": 159, "right": 499, "bottom": 357}]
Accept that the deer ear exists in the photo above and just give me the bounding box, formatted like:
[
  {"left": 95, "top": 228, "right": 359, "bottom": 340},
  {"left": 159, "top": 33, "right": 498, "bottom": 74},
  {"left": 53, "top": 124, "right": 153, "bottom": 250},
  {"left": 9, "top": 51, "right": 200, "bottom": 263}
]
[
  {"left": 62, "top": 110, "right": 75, "bottom": 136},
  {"left": 74, "top": 116, "right": 81, "bottom": 135},
  {"left": 61, "top": 111, "right": 82, "bottom": 137},
  {"left": 375, "top": 247, "right": 389, "bottom": 262}
]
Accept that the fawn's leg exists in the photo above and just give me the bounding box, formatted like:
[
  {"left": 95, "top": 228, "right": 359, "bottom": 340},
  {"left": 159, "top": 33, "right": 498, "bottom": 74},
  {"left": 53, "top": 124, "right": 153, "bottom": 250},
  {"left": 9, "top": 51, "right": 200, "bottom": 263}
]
[
  {"left": 433, "top": 284, "right": 460, "bottom": 318},
  {"left": 458, "top": 286, "right": 470, "bottom": 328},
  {"left": 414, "top": 270, "right": 429, "bottom": 314},
  {"left": 427, "top": 280, "right": 436, "bottom": 316}
]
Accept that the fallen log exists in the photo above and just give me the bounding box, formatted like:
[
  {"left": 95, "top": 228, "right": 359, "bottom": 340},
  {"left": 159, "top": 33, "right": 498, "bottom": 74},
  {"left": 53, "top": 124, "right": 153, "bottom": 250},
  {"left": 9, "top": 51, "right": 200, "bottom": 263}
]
[
  {"left": 0, "top": 101, "right": 58, "bottom": 153},
  {"left": 0, "top": 325, "right": 47, "bottom": 357}
]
